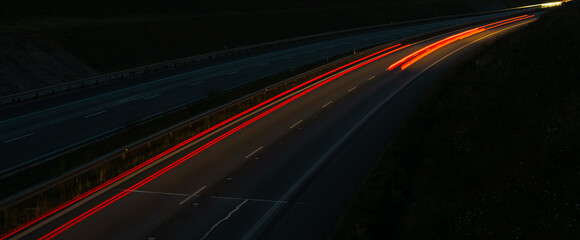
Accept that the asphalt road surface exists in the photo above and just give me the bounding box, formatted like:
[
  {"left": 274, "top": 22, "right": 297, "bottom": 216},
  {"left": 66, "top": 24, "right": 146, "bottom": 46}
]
[
  {"left": 0, "top": 9, "right": 535, "bottom": 175},
  {"left": 5, "top": 14, "right": 538, "bottom": 240}
]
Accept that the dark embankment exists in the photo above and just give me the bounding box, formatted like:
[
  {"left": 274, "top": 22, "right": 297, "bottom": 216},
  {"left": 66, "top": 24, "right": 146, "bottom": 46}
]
[
  {"left": 332, "top": 3, "right": 579, "bottom": 239},
  {"left": 0, "top": 0, "right": 545, "bottom": 94}
]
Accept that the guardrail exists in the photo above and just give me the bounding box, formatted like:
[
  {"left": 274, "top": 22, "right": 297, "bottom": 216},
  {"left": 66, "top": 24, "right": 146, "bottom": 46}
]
[
  {"left": 0, "top": 37, "right": 394, "bottom": 210},
  {"left": 0, "top": 7, "right": 543, "bottom": 179},
  {"left": 0, "top": 5, "right": 539, "bottom": 108},
  {"left": 0, "top": 6, "right": 546, "bottom": 214}
]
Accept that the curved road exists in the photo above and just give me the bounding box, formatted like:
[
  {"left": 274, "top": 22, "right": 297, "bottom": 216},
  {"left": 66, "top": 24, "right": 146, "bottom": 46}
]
[
  {"left": 4, "top": 14, "right": 538, "bottom": 240},
  {"left": 0, "top": 9, "right": 536, "bottom": 175}
]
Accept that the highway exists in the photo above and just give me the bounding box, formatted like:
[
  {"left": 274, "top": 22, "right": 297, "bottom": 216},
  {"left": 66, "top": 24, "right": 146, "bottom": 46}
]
[
  {"left": 0, "top": 8, "right": 535, "bottom": 174},
  {"left": 2, "top": 14, "right": 538, "bottom": 240}
]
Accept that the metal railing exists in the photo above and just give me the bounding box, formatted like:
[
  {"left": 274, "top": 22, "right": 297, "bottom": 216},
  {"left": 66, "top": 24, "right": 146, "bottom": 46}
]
[
  {"left": 0, "top": 5, "right": 545, "bottom": 210},
  {"left": 0, "top": 5, "right": 538, "bottom": 108}
]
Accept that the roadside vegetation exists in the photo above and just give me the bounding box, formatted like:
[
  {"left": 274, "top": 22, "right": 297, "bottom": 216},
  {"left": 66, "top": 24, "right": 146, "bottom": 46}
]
[
  {"left": 0, "top": 0, "right": 560, "bottom": 235},
  {"left": 0, "top": 0, "right": 470, "bottom": 74},
  {"left": 0, "top": 10, "right": 513, "bottom": 232},
  {"left": 332, "top": 3, "right": 579, "bottom": 239},
  {"left": 0, "top": 0, "right": 546, "bottom": 94},
  {"left": 0, "top": 44, "right": 387, "bottom": 234}
]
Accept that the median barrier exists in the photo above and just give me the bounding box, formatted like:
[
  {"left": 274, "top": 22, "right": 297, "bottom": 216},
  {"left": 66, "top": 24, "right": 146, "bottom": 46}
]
[{"left": 0, "top": 5, "right": 541, "bottom": 108}]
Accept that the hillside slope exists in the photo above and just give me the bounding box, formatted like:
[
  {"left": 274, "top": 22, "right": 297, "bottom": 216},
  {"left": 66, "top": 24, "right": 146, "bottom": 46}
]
[
  {"left": 332, "top": 2, "right": 580, "bottom": 239},
  {"left": 0, "top": 0, "right": 545, "bottom": 95}
]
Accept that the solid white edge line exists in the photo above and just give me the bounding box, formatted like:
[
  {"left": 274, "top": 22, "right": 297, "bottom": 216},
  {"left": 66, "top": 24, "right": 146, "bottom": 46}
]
[
  {"left": 289, "top": 120, "right": 303, "bottom": 129},
  {"left": 122, "top": 189, "right": 189, "bottom": 197},
  {"left": 3, "top": 132, "right": 35, "bottom": 144},
  {"left": 11, "top": 18, "right": 442, "bottom": 239},
  {"left": 0, "top": 66, "right": 210, "bottom": 125},
  {"left": 84, "top": 110, "right": 107, "bottom": 118},
  {"left": 143, "top": 94, "right": 161, "bottom": 100},
  {"left": 0, "top": 9, "right": 535, "bottom": 126},
  {"left": 14, "top": 132, "right": 208, "bottom": 239},
  {"left": 241, "top": 18, "right": 536, "bottom": 240},
  {"left": 16, "top": 55, "right": 349, "bottom": 238},
  {"left": 179, "top": 186, "right": 207, "bottom": 205},
  {"left": 210, "top": 196, "right": 287, "bottom": 204},
  {"left": 18, "top": 21, "right": 532, "bottom": 237},
  {"left": 245, "top": 146, "right": 264, "bottom": 159}
]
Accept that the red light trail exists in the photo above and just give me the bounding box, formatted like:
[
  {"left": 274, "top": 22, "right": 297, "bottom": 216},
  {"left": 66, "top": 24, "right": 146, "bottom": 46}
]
[
  {"left": 39, "top": 44, "right": 407, "bottom": 240},
  {"left": 0, "top": 41, "right": 407, "bottom": 240},
  {"left": 1, "top": 44, "right": 406, "bottom": 240},
  {"left": 2, "top": 13, "right": 536, "bottom": 240}
]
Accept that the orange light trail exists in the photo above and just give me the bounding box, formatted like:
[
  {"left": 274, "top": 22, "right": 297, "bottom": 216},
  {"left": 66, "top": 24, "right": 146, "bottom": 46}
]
[
  {"left": 479, "top": 15, "right": 530, "bottom": 29},
  {"left": 3, "top": 13, "right": 537, "bottom": 240},
  {"left": 484, "top": 15, "right": 534, "bottom": 30},
  {"left": 388, "top": 14, "right": 534, "bottom": 71},
  {"left": 388, "top": 27, "right": 482, "bottom": 71},
  {"left": 400, "top": 28, "right": 485, "bottom": 70}
]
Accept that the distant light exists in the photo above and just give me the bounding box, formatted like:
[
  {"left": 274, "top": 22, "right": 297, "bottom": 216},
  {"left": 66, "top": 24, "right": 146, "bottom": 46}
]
[
  {"left": 541, "top": 2, "right": 563, "bottom": 8},
  {"left": 515, "top": 1, "right": 567, "bottom": 10}
]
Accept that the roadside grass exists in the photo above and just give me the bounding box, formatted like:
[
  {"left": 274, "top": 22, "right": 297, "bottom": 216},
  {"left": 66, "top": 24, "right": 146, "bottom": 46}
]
[
  {"left": 0, "top": 0, "right": 546, "bottom": 95},
  {"left": 0, "top": 0, "right": 555, "bottom": 235},
  {"left": 331, "top": 3, "right": 580, "bottom": 239},
  {"left": 0, "top": 7, "right": 553, "bottom": 234},
  {"left": 0, "top": 12, "right": 506, "bottom": 233},
  {"left": 0, "top": 46, "right": 376, "bottom": 234},
  {"left": 1, "top": 1, "right": 475, "bottom": 73}
]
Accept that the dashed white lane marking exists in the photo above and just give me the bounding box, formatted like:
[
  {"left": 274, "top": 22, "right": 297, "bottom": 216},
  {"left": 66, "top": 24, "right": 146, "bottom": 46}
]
[
  {"left": 200, "top": 199, "right": 249, "bottom": 240},
  {"left": 118, "top": 94, "right": 142, "bottom": 103},
  {"left": 179, "top": 186, "right": 207, "bottom": 205},
  {"left": 284, "top": 56, "right": 294, "bottom": 59},
  {"left": 122, "top": 189, "right": 189, "bottom": 197},
  {"left": 245, "top": 146, "right": 264, "bottom": 159},
  {"left": 143, "top": 94, "right": 161, "bottom": 100},
  {"left": 368, "top": 76, "right": 376, "bottom": 80},
  {"left": 242, "top": 18, "right": 538, "bottom": 240},
  {"left": 258, "top": 62, "right": 269, "bottom": 67},
  {"left": 322, "top": 101, "right": 333, "bottom": 108},
  {"left": 190, "top": 81, "right": 204, "bottom": 86},
  {"left": 227, "top": 70, "right": 239, "bottom": 75},
  {"left": 348, "top": 87, "right": 357, "bottom": 93},
  {"left": 289, "top": 120, "right": 303, "bottom": 129},
  {"left": 84, "top": 110, "right": 107, "bottom": 118},
  {"left": 211, "top": 196, "right": 287, "bottom": 204},
  {"left": 3, "top": 132, "right": 35, "bottom": 144}
]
